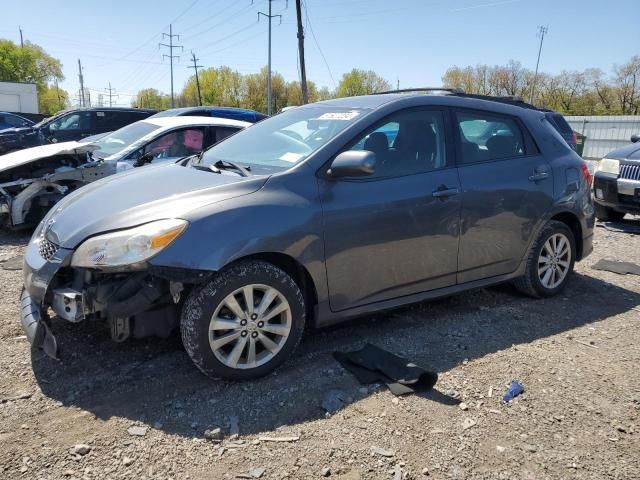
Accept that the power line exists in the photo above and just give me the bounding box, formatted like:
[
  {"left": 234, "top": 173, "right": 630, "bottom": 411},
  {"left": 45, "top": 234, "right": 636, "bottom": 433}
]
[
  {"left": 258, "top": 0, "right": 286, "bottom": 116},
  {"left": 302, "top": 0, "right": 336, "bottom": 89},
  {"left": 159, "top": 24, "right": 183, "bottom": 108},
  {"left": 188, "top": 52, "right": 204, "bottom": 106}
]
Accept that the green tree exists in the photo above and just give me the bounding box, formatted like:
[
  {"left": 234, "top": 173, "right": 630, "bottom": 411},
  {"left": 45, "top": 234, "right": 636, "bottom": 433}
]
[
  {"left": 0, "top": 39, "right": 63, "bottom": 84},
  {"left": 243, "top": 66, "right": 286, "bottom": 113},
  {"left": 0, "top": 39, "right": 65, "bottom": 114},
  {"left": 285, "top": 80, "right": 320, "bottom": 106},
  {"left": 38, "top": 83, "right": 69, "bottom": 115},
  {"left": 336, "top": 69, "right": 391, "bottom": 97},
  {"left": 181, "top": 66, "right": 244, "bottom": 107},
  {"left": 131, "top": 88, "right": 170, "bottom": 110}
]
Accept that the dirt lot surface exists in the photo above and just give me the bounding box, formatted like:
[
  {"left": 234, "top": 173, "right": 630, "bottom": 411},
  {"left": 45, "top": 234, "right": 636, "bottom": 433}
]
[{"left": 0, "top": 219, "right": 639, "bottom": 480}]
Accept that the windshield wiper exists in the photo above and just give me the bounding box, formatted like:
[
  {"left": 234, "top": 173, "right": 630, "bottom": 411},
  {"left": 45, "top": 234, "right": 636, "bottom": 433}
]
[
  {"left": 214, "top": 160, "right": 252, "bottom": 177},
  {"left": 191, "top": 164, "right": 221, "bottom": 174}
]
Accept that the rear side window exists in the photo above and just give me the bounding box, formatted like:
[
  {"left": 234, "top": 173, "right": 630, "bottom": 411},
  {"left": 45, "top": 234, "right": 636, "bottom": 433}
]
[
  {"left": 455, "top": 111, "right": 526, "bottom": 164},
  {"left": 95, "top": 111, "right": 129, "bottom": 130}
]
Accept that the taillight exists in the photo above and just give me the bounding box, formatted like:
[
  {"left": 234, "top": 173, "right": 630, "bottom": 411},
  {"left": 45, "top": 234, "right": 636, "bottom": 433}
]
[
  {"left": 571, "top": 132, "right": 578, "bottom": 146},
  {"left": 581, "top": 162, "right": 592, "bottom": 186}
]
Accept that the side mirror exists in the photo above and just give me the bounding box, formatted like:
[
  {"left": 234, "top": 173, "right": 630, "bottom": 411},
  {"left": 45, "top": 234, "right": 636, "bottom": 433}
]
[
  {"left": 327, "top": 150, "right": 376, "bottom": 178},
  {"left": 133, "top": 153, "right": 154, "bottom": 168},
  {"left": 631, "top": 134, "right": 640, "bottom": 143}
]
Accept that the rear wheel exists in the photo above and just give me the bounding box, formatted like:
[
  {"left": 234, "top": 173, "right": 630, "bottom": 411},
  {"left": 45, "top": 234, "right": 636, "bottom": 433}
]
[
  {"left": 594, "top": 203, "right": 625, "bottom": 222},
  {"left": 181, "top": 261, "right": 305, "bottom": 380},
  {"left": 514, "top": 220, "right": 576, "bottom": 298}
]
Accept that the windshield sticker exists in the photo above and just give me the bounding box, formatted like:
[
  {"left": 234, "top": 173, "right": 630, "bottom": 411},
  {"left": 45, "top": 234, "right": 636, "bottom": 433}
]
[
  {"left": 96, "top": 112, "right": 105, "bottom": 116},
  {"left": 279, "top": 152, "right": 304, "bottom": 163},
  {"left": 317, "top": 111, "right": 360, "bottom": 121}
]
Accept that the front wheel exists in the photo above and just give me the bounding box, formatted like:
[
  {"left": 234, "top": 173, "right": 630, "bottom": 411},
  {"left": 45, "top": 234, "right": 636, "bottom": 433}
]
[
  {"left": 181, "top": 261, "right": 306, "bottom": 380},
  {"left": 514, "top": 220, "right": 576, "bottom": 298}
]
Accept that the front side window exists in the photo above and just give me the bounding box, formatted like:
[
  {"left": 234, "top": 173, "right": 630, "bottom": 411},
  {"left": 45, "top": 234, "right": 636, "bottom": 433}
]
[
  {"left": 49, "top": 112, "right": 92, "bottom": 131},
  {"left": 199, "top": 106, "right": 370, "bottom": 172},
  {"left": 144, "top": 128, "right": 205, "bottom": 160},
  {"left": 348, "top": 109, "right": 448, "bottom": 178},
  {"left": 456, "top": 111, "right": 525, "bottom": 164}
]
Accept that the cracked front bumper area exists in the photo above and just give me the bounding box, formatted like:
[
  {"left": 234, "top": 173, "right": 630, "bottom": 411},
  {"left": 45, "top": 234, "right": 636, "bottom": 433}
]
[{"left": 21, "top": 239, "right": 73, "bottom": 358}]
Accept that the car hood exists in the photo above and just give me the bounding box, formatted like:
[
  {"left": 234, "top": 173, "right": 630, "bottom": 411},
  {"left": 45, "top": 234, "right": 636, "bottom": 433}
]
[
  {"left": 44, "top": 163, "right": 268, "bottom": 249},
  {"left": 0, "top": 126, "right": 34, "bottom": 136},
  {"left": 0, "top": 141, "right": 97, "bottom": 172},
  {"left": 605, "top": 142, "right": 640, "bottom": 160}
]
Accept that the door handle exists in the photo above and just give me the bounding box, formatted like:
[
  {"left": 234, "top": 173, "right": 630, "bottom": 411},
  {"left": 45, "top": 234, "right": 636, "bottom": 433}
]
[
  {"left": 528, "top": 172, "right": 549, "bottom": 182},
  {"left": 432, "top": 187, "right": 460, "bottom": 198}
]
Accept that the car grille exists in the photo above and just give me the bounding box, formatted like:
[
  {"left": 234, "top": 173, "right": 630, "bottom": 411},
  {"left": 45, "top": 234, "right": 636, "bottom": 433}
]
[
  {"left": 619, "top": 164, "right": 640, "bottom": 181},
  {"left": 38, "top": 237, "right": 59, "bottom": 261}
]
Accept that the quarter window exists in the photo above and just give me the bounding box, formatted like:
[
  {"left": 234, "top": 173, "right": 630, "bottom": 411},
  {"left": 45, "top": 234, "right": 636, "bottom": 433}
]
[
  {"left": 349, "top": 109, "right": 447, "bottom": 178},
  {"left": 456, "top": 111, "right": 525, "bottom": 164}
]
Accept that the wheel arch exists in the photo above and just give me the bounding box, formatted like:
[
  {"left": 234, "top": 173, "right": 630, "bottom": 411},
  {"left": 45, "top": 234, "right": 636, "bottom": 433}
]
[
  {"left": 549, "top": 211, "right": 584, "bottom": 260},
  {"left": 227, "top": 252, "right": 319, "bottom": 328}
]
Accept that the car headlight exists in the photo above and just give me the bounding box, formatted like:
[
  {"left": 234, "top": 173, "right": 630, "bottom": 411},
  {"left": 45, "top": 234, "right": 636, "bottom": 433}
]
[
  {"left": 595, "top": 158, "right": 620, "bottom": 175},
  {"left": 71, "top": 219, "right": 188, "bottom": 269}
]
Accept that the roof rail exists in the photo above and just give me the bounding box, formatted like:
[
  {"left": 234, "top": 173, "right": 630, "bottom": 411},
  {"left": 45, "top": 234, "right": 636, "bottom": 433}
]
[{"left": 373, "top": 87, "right": 466, "bottom": 95}]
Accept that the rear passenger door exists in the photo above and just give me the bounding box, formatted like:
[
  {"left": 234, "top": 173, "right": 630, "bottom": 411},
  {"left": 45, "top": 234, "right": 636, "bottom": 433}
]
[{"left": 453, "top": 109, "right": 554, "bottom": 284}]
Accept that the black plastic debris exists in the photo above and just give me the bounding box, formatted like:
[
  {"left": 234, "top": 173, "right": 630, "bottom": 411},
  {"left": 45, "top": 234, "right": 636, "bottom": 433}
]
[
  {"left": 321, "top": 389, "right": 350, "bottom": 413},
  {"left": 592, "top": 259, "right": 640, "bottom": 276},
  {"left": 333, "top": 343, "right": 438, "bottom": 396},
  {"left": 597, "top": 221, "right": 640, "bottom": 235}
]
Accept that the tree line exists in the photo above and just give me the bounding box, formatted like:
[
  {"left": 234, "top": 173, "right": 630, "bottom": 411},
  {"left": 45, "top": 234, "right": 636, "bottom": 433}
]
[
  {"left": 442, "top": 56, "right": 640, "bottom": 115},
  {"left": 1, "top": 37, "right": 638, "bottom": 116},
  {"left": 131, "top": 67, "right": 392, "bottom": 111}
]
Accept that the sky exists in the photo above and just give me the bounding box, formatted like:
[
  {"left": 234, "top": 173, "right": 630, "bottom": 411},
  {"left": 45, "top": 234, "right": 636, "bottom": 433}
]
[{"left": 1, "top": 0, "right": 638, "bottom": 107}]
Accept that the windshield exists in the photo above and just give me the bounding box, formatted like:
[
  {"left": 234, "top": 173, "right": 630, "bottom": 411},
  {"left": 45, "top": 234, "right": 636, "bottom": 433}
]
[
  {"left": 199, "top": 106, "right": 370, "bottom": 171},
  {"left": 92, "top": 121, "right": 160, "bottom": 157}
]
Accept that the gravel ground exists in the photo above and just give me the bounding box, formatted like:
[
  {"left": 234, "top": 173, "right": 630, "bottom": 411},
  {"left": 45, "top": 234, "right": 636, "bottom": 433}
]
[{"left": 0, "top": 218, "right": 639, "bottom": 480}]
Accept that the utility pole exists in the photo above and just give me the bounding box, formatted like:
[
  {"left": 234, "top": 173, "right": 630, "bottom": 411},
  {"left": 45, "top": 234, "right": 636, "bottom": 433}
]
[
  {"left": 188, "top": 52, "right": 203, "bottom": 106},
  {"left": 160, "top": 24, "right": 183, "bottom": 108},
  {"left": 397, "top": 78, "right": 400, "bottom": 90},
  {"left": 19, "top": 27, "right": 24, "bottom": 48},
  {"left": 78, "top": 59, "right": 85, "bottom": 107},
  {"left": 258, "top": 1, "right": 285, "bottom": 115},
  {"left": 529, "top": 25, "right": 548, "bottom": 104},
  {"left": 295, "top": 0, "right": 308, "bottom": 104},
  {"left": 105, "top": 82, "right": 117, "bottom": 107}
]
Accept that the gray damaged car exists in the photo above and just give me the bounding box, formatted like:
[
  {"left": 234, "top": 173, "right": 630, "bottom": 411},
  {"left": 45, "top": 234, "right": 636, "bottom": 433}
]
[{"left": 21, "top": 90, "right": 595, "bottom": 380}]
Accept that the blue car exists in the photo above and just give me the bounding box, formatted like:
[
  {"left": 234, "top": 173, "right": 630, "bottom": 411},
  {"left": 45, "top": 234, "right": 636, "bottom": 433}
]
[{"left": 0, "top": 111, "right": 33, "bottom": 131}]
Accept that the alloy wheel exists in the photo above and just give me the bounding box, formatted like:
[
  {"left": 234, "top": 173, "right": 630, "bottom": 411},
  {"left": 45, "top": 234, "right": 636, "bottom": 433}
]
[
  {"left": 537, "top": 233, "right": 571, "bottom": 289},
  {"left": 208, "top": 284, "right": 292, "bottom": 369}
]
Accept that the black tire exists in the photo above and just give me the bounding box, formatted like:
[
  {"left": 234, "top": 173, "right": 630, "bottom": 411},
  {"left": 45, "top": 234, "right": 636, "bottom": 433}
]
[
  {"left": 181, "top": 260, "right": 306, "bottom": 380},
  {"left": 594, "top": 203, "right": 625, "bottom": 222},
  {"left": 514, "top": 220, "right": 576, "bottom": 298}
]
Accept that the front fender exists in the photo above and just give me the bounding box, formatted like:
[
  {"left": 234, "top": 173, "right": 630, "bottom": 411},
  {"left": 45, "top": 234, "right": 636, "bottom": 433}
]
[{"left": 148, "top": 167, "right": 328, "bottom": 301}]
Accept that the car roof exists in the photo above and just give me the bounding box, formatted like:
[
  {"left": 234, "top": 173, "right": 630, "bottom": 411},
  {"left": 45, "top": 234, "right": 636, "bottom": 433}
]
[
  {"left": 312, "top": 93, "right": 546, "bottom": 118},
  {"left": 150, "top": 106, "right": 267, "bottom": 121},
  {"left": 141, "top": 116, "right": 251, "bottom": 130}
]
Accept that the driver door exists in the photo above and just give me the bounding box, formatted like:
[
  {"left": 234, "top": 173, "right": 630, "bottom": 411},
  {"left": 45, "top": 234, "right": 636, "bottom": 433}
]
[
  {"left": 319, "top": 107, "right": 462, "bottom": 312},
  {"left": 47, "top": 111, "right": 94, "bottom": 143}
]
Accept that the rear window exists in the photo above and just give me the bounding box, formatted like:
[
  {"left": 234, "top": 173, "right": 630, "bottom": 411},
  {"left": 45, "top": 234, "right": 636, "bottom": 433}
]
[{"left": 546, "top": 113, "right": 572, "bottom": 134}]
